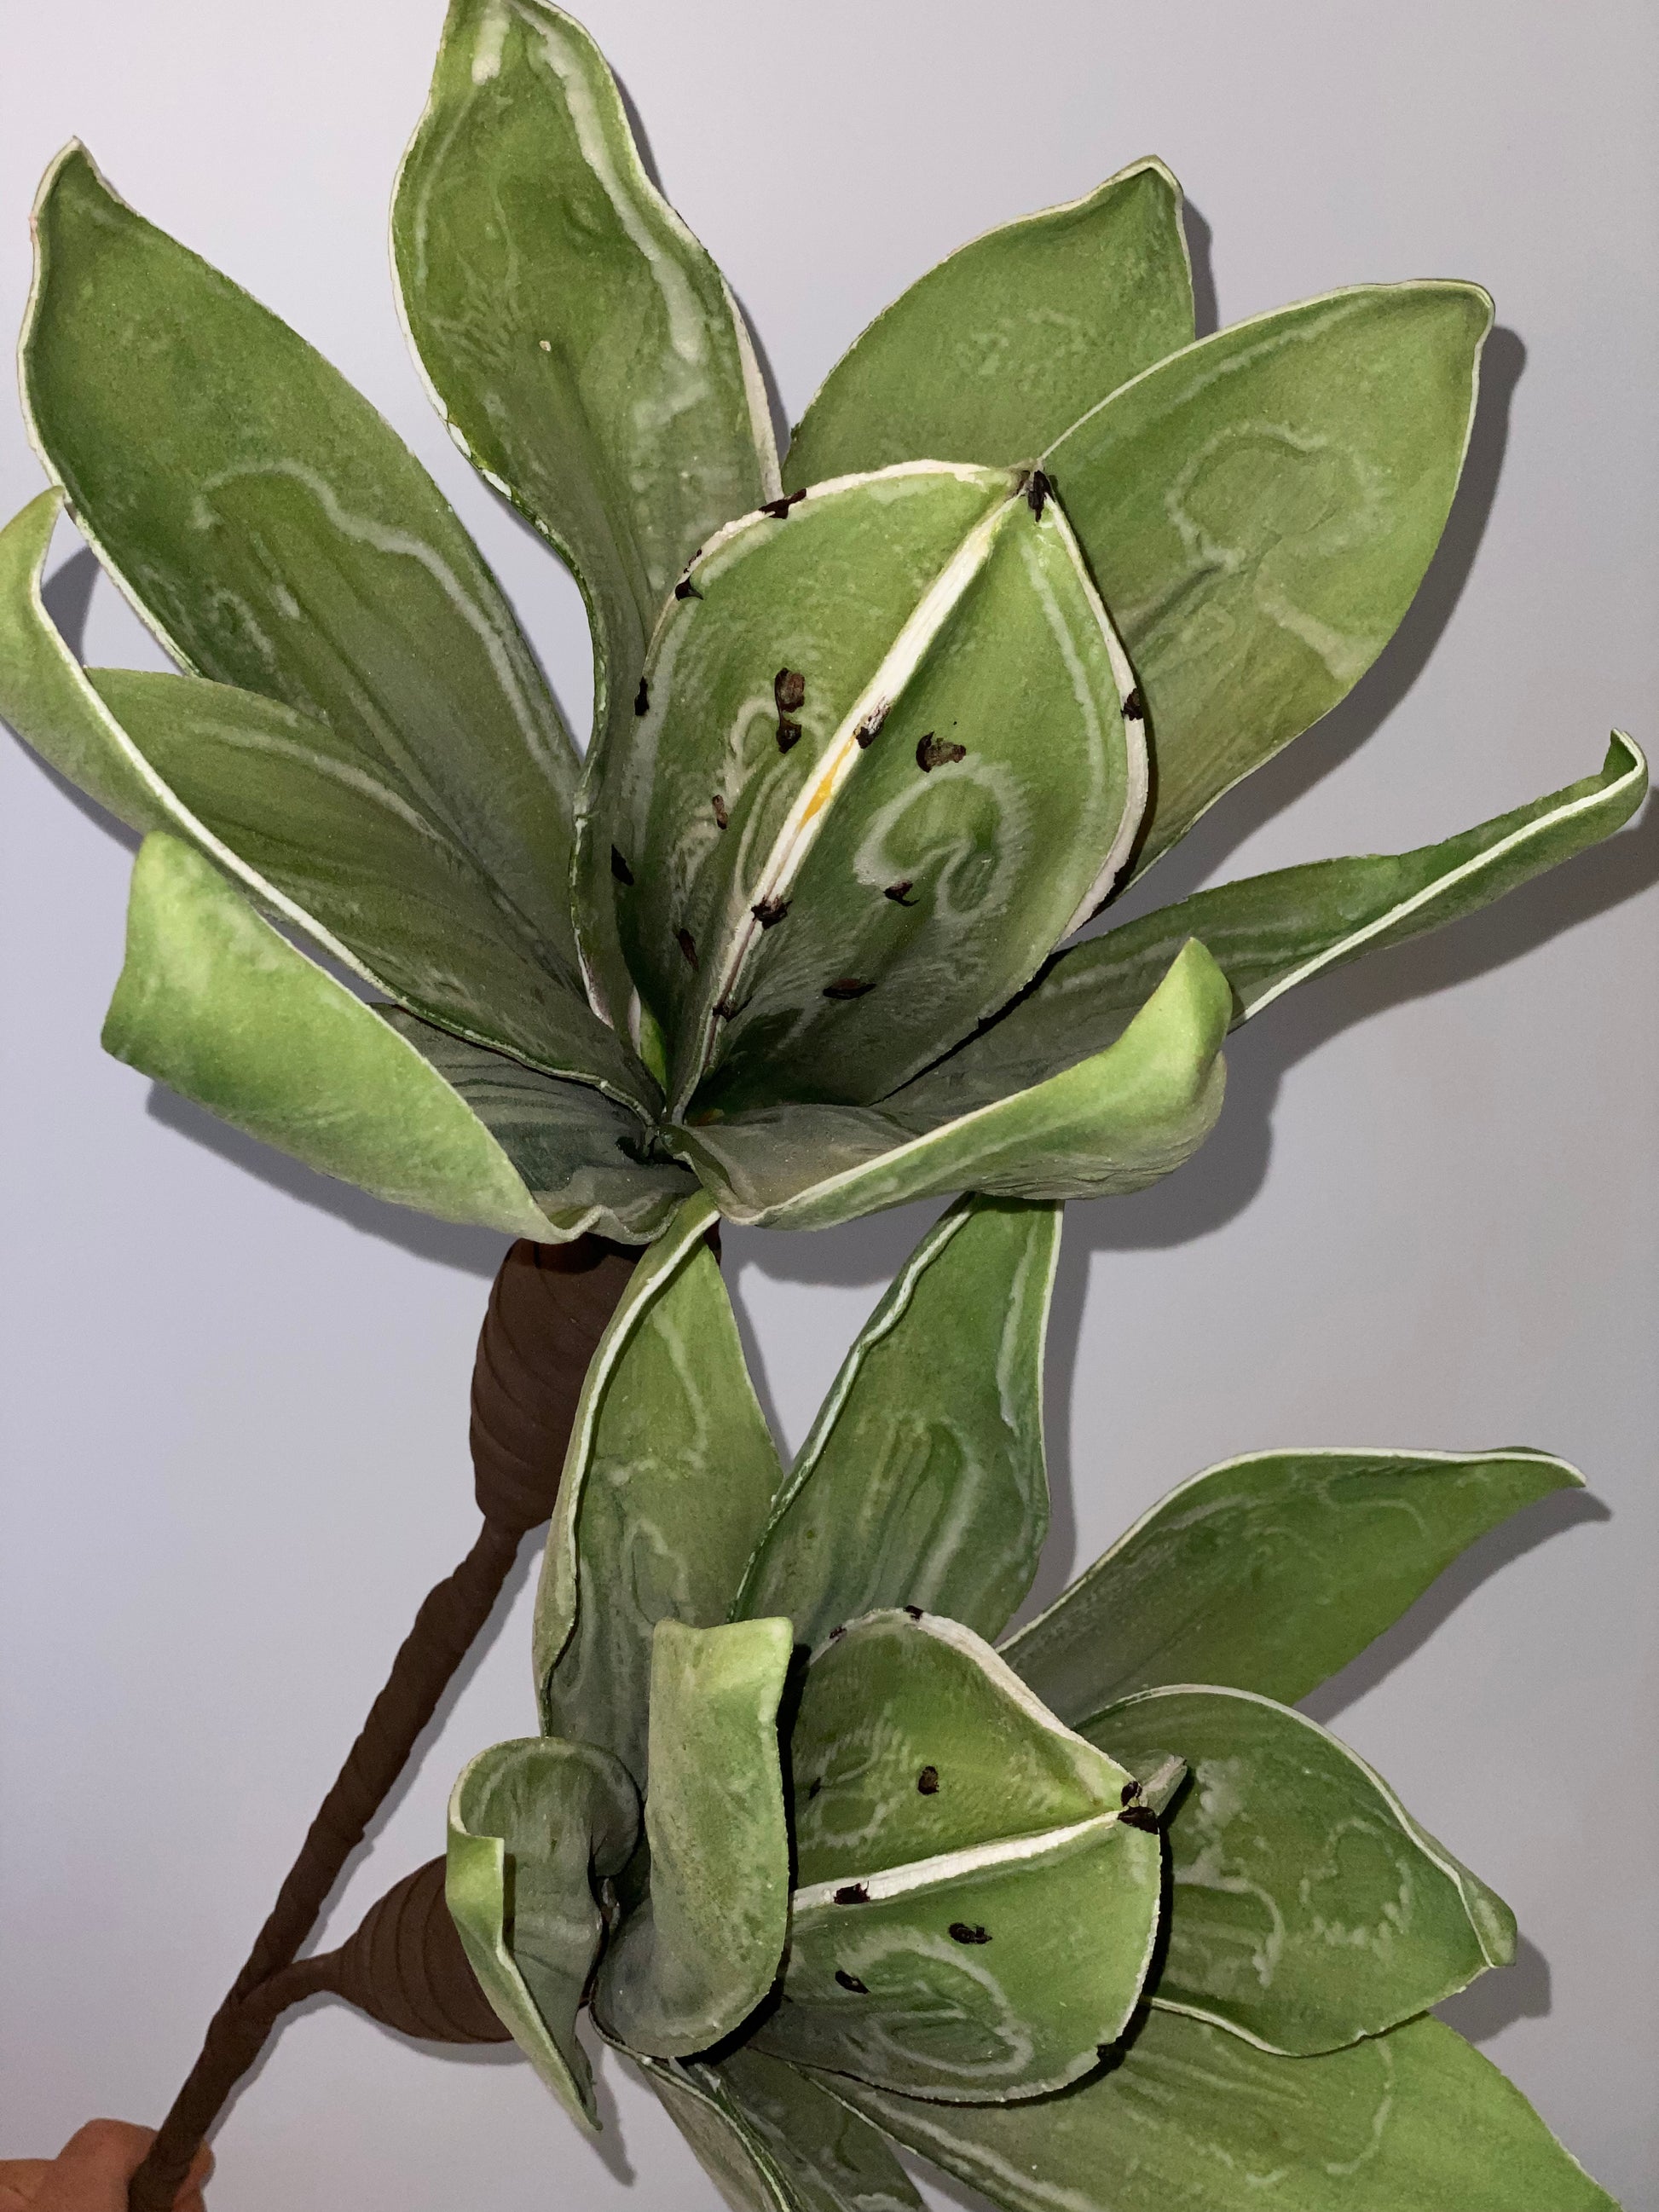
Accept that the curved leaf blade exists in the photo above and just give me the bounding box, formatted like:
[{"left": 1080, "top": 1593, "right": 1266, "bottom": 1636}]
[
  {"left": 783, "top": 160, "right": 1194, "bottom": 488},
  {"left": 818, "top": 2012, "right": 1619, "bottom": 2212},
  {"left": 691, "top": 488, "right": 1147, "bottom": 1117},
  {"left": 1045, "top": 282, "right": 1494, "bottom": 876},
  {"left": 759, "top": 1612, "right": 1159, "bottom": 2103},
  {"left": 594, "top": 462, "right": 1009, "bottom": 1095},
  {"left": 395, "top": 0, "right": 777, "bottom": 687},
  {"left": 1002, "top": 1447, "right": 1583, "bottom": 1714},
  {"left": 737, "top": 1197, "right": 1058, "bottom": 1643},
  {"left": 446, "top": 1735, "right": 639, "bottom": 2129},
  {"left": 673, "top": 938, "right": 1231, "bottom": 1228},
  {"left": 594, "top": 1617, "right": 794, "bottom": 2057},
  {"left": 1090, "top": 1686, "right": 1513, "bottom": 2053},
  {"left": 787, "top": 1613, "right": 1130, "bottom": 1891},
  {"left": 534, "top": 1195, "right": 782, "bottom": 1781},
  {"left": 916, "top": 736, "right": 1648, "bottom": 1119},
  {"left": 104, "top": 834, "right": 571, "bottom": 1239},
  {"left": 23, "top": 145, "right": 587, "bottom": 1015}
]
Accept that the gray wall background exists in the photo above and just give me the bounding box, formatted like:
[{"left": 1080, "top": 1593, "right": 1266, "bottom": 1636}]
[{"left": 2, "top": 3, "right": 1654, "bottom": 2205}]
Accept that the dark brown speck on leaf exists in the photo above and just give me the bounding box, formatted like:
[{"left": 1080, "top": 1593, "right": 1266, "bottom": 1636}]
[
  {"left": 1026, "top": 467, "right": 1052, "bottom": 519},
  {"left": 1119, "top": 1805, "right": 1160, "bottom": 1833},
  {"left": 752, "top": 896, "right": 791, "bottom": 928},
  {"left": 824, "top": 977, "right": 875, "bottom": 1000},
  {"left": 774, "top": 667, "right": 806, "bottom": 713},
  {"left": 1122, "top": 685, "right": 1146, "bottom": 721},
  {"left": 834, "top": 1883, "right": 870, "bottom": 1905},
  {"left": 854, "top": 701, "right": 889, "bottom": 748},
  {"left": 777, "top": 718, "right": 802, "bottom": 753},
  {"left": 712, "top": 794, "right": 729, "bottom": 829},
  {"left": 634, "top": 677, "right": 650, "bottom": 716},
  {"left": 762, "top": 489, "right": 806, "bottom": 519},
  {"left": 884, "top": 880, "right": 918, "bottom": 905},
  {"left": 674, "top": 576, "right": 701, "bottom": 600},
  {"left": 1120, "top": 1779, "right": 1142, "bottom": 1805},
  {"left": 916, "top": 1765, "right": 939, "bottom": 1796},
  {"left": 835, "top": 1969, "right": 870, "bottom": 1993},
  {"left": 916, "top": 732, "right": 968, "bottom": 772},
  {"left": 675, "top": 927, "right": 698, "bottom": 969},
  {"left": 902, "top": 1604, "right": 922, "bottom": 1620},
  {"left": 610, "top": 846, "right": 634, "bottom": 887},
  {"left": 949, "top": 1922, "right": 991, "bottom": 1945}
]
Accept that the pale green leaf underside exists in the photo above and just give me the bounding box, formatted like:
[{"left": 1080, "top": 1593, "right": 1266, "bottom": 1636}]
[
  {"left": 784, "top": 159, "right": 1193, "bottom": 490},
  {"left": 396, "top": 0, "right": 777, "bottom": 1035},
  {"left": 23, "top": 146, "right": 585, "bottom": 1002},
  {"left": 919, "top": 736, "right": 1648, "bottom": 1121},
  {"left": 1091, "top": 1686, "right": 1513, "bottom": 2054},
  {"left": 758, "top": 1613, "right": 1158, "bottom": 2102},
  {"left": 818, "top": 2012, "right": 1618, "bottom": 2211},
  {"left": 737, "top": 1197, "right": 1057, "bottom": 1645},
  {"left": 594, "top": 463, "right": 1144, "bottom": 1117},
  {"left": 1046, "top": 281, "right": 1494, "bottom": 878},
  {"left": 673, "top": 938, "right": 1230, "bottom": 1227},
  {"left": 595, "top": 1618, "right": 794, "bottom": 2057},
  {"left": 1002, "top": 1447, "right": 1583, "bottom": 1715},
  {"left": 535, "top": 1193, "right": 780, "bottom": 1781},
  {"left": 103, "top": 835, "right": 569, "bottom": 1239},
  {"left": 446, "top": 1734, "right": 639, "bottom": 2129}
]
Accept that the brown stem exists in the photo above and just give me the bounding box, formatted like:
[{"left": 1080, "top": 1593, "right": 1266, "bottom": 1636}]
[
  {"left": 126, "top": 1232, "right": 639, "bottom": 2212},
  {"left": 128, "top": 1517, "right": 523, "bottom": 2209}
]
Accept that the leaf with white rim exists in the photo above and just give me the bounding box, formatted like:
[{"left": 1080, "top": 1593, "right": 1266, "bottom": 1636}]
[
  {"left": 736, "top": 1197, "right": 1057, "bottom": 1646},
  {"left": 786, "top": 1612, "right": 1134, "bottom": 1888},
  {"left": 104, "top": 835, "right": 583, "bottom": 1239},
  {"left": 672, "top": 937, "right": 1230, "bottom": 1228},
  {"left": 592, "top": 463, "right": 1145, "bottom": 1112},
  {"left": 394, "top": 0, "right": 779, "bottom": 1031},
  {"left": 594, "top": 1617, "right": 794, "bottom": 2058},
  {"left": 783, "top": 159, "right": 1194, "bottom": 489},
  {"left": 759, "top": 1814, "right": 1160, "bottom": 2102},
  {"left": 691, "top": 487, "right": 1147, "bottom": 1117},
  {"left": 23, "top": 148, "right": 589, "bottom": 1029},
  {"left": 1088, "top": 1685, "right": 1514, "bottom": 2054},
  {"left": 1000, "top": 1447, "right": 1586, "bottom": 1716},
  {"left": 816, "top": 2011, "right": 1620, "bottom": 2212},
  {"left": 446, "top": 1734, "right": 638, "bottom": 2130},
  {"left": 910, "top": 736, "right": 1649, "bottom": 1122},
  {"left": 754, "top": 1611, "right": 1161, "bottom": 2103},
  {"left": 1043, "top": 281, "right": 1494, "bottom": 881},
  {"left": 533, "top": 1193, "right": 781, "bottom": 1782}
]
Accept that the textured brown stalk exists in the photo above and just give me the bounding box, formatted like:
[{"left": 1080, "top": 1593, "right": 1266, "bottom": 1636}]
[{"left": 128, "top": 1233, "right": 637, "bottom": 2212}]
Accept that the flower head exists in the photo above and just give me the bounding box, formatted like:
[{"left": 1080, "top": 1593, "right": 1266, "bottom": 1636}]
[{"left": 0, "top": 0, "right": 1641, "bottom": 1241}]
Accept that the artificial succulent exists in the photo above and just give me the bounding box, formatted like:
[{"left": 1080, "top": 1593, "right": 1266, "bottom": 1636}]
[
  {"left": 0, "top": 0, "right": 1643, "bottom": 1243},
  {"left": 449, "top": 1191, "right": 1617, "bottom": 2209}
]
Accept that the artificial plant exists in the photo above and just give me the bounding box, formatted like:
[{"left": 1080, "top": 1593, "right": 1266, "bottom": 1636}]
[
  {"left": 450, "top": 1191, "right": 1618, "bottom": 2209},
  {"left": 0, "top": 0, "right": 1643, "bottom": 2203}
]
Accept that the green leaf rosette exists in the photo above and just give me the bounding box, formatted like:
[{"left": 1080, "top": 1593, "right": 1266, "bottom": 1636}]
[{"left": 1, "top": 0, "right": 1639, "bottom": 1242}]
